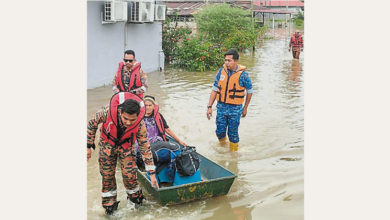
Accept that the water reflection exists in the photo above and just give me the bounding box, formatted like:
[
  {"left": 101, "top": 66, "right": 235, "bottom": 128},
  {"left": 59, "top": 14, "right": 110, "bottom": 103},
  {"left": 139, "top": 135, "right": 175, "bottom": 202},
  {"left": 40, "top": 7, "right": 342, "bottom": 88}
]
[
  {"left": 289, "top": 59, "right": 302, "bottom": 82},
  {"left": 201, "top": 197, "right": 254, "bottom": 220},
  {"left": 87, "top": 27, "right": 303, "bottom": 219}
]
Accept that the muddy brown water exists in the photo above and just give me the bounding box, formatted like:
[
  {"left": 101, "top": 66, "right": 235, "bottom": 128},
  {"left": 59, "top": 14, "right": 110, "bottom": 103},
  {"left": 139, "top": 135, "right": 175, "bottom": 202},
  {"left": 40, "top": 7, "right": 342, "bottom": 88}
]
[{"left": 87, "top": 27, "right": 304, "bottom": 220}]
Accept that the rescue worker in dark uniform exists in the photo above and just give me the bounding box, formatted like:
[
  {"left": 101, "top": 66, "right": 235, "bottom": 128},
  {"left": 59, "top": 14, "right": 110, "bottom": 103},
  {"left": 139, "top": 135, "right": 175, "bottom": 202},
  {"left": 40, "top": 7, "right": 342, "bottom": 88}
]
[
  {"left": 87, "top": 92, "right": 159, "bottom": 215},
  {"left": 206, "top": 49, "right": 253, "bottom": 151},
  {"left": 112, "top": 50, "right": 148, "bottom": 98},
  {"left": 289, "top": 30, "right": 304, "bottom": 59}
]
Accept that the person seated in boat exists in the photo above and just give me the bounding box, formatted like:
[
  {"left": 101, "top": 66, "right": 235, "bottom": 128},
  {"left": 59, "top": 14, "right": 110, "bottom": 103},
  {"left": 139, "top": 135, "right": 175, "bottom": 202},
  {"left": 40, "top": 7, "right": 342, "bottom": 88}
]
[
  {"left": 136, "top": 95, "right": 186, "bottom": 179},
  {"left": 143, "top": 95, "right": 187, "bottom": 146}
]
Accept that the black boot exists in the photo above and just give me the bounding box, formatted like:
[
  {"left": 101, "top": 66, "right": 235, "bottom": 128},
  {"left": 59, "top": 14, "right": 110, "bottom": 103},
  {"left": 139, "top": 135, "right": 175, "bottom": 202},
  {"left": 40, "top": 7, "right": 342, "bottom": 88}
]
[
  {"left": 103, "top": 201, "right": 120, "bottom": 215},
  {"left": 128, "top": 190, "right": 144, "bottom": 209}
]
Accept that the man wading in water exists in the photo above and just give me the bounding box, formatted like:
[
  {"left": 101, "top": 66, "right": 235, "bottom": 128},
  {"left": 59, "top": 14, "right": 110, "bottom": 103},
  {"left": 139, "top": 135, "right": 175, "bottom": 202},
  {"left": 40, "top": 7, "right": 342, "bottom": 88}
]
[
  {"left": 206, "top": 49, "right": 253, "bottom": 151},
  {"left": 87, "top": 92, "right": 158, "bottom": 215},
  {"left": 289, "top": 30, "right": 304, "bottom": 59},
  {"left": 112, "top": 50, "right": 148, "bottom": 98}
]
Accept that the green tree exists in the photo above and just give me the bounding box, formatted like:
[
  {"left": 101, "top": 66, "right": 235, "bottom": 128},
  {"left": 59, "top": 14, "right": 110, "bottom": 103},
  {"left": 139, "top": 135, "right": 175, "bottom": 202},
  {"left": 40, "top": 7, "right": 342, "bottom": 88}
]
[
  {"left": 162, "top": 4, "right": 265, "bottom": 71},
  {"left": 293, "top": 11, "right": 304, "bottom": 29},
  {"left": 194, "top": 3, "right": 256, "bottom": 48}
]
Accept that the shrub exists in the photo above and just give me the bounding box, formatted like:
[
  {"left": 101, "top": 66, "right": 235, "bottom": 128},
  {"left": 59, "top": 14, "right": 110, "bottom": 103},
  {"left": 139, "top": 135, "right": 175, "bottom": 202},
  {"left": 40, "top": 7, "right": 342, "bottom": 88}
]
[
  {"left": 162, "top": 17, "right": 192, "bottom": 63},
  {"left": 162, "top": 4, "right": 265, "bottom": 71},
  {"left": 174, "top": 36, "right": 224, "bottom": 71}
]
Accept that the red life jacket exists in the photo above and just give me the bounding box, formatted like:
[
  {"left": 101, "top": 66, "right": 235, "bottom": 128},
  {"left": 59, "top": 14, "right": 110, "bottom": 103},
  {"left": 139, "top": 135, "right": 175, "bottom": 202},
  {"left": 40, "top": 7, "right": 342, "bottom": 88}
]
[
  {"left": 115, "top": 61, "right": 143, "bottom": 98},
  {"left": 153, "top": 104, "right": 167, "bottom": 141},
  {"left": 291, "top": 34, "right": 303, "bottom": 47},
  {"left": 100, "top": 92, "right": 146, "bottom": 150}
]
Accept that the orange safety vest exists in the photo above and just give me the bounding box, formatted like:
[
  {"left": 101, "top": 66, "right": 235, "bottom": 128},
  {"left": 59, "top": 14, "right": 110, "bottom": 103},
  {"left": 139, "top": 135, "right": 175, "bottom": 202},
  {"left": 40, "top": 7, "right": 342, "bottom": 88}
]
[
  {"left": 100, "top": 92, "right": 146, "bottom": 150},
  {"left": 216, "top": 64, "right": 247, "bottom": 105}
]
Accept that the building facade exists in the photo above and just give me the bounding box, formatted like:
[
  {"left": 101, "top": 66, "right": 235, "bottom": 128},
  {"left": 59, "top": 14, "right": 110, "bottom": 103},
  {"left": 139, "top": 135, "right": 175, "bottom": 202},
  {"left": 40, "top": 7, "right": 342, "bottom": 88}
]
[{"left": 87, "top": 0, "right": 165, "bottom": 89}]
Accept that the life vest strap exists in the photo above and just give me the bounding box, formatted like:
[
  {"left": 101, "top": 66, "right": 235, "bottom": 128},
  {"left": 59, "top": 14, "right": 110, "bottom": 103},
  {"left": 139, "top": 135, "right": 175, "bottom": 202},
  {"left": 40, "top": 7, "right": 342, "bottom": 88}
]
[
  {"left": 229, "top": 94, "right": 245, "bottom": 99},
  {"left": 228, "top": 88, "right": 245, "bottom": 93}
]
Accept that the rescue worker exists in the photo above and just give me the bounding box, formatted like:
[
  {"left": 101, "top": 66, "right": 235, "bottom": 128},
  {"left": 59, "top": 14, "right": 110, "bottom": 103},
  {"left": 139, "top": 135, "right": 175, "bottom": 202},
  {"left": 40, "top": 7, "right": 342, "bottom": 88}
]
[
  {"left": 87, "top": 92, "right": 159, "bottom": 215},
  {"left": 206, "top": 49, "right": 253, "bottom": 151},
  {"left": 289, "top": 30, "right": 304, "bottom": 59},
  {"left": 143, "top": 95, "right": 187, "bottom": 146},
  {"left": 112, "top": 50, "right": 148, "bottom": 98}
]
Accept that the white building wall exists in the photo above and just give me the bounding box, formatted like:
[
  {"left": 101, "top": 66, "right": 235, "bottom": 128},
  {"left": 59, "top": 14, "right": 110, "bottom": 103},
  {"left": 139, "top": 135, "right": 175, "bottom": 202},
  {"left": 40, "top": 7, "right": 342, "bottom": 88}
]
[{"left": 87, "top": 1, "right": 163, "bottom": 89}]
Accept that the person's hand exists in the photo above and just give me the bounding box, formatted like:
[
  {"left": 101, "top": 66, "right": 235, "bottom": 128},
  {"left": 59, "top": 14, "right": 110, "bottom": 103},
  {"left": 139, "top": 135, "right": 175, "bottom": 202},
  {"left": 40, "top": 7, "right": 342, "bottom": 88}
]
[
  {"left": 242, "top": 107, "right": 248, "bottom": 118},
  {"left": 87, "top": 148, "right": 92, "bottom": 161},
  {"left": 113, "top": 88, "right": 120, "bottom": 94},
  {"left": 179, "top": 140, "right": 187, "bottom": 147},
  {"left": 206, "top": 108, "right": 212, "bottom": 120},
  {"left": 150, "top": 173, "right": 159, "bottom": 189}
]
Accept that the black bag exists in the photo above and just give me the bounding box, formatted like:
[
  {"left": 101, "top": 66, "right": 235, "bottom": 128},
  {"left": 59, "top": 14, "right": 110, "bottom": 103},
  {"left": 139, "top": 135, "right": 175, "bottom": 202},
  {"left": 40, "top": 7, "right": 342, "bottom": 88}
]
[{"left": 175, "top": 146, "right": 200, "bottom": 177}]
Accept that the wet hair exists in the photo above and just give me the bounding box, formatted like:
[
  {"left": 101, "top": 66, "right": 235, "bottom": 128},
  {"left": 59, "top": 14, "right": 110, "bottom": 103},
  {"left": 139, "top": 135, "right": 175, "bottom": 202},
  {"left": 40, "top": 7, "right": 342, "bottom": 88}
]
[
  {"left": 224, "top": 48, "right": 239, "bottom": 60},
  {"left": 118, "top": 99, "right": 140, "bottom": 115},
  {"left": 124, "top": 50, "right": 135, "bottom": 57}
]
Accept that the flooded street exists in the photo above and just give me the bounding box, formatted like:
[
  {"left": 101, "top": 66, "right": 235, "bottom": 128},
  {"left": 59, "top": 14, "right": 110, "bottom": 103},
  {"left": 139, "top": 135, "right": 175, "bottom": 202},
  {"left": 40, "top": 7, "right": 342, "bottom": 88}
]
[{"left": 87, "top": 27, "right": 304, "bottom": 219}]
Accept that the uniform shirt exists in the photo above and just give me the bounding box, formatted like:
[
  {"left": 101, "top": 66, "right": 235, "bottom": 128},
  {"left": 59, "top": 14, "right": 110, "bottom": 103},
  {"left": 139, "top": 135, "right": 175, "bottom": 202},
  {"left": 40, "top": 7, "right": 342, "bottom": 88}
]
[
  {"left": 212, "top": 65, "right": 253, "bottom": 108},
  {"left": 87, "top": 105, "right": 154, "bottom": 166}
]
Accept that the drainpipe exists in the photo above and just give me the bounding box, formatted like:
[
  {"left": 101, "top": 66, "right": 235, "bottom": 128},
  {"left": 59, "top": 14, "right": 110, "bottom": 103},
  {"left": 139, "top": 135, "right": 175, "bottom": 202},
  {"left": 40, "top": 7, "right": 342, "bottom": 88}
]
[
  {"left": 158, "top": 50, "right": 165, "bottom": 71},
  {"left": 124, "top": 22, "right": 128, "bottom": 50}
]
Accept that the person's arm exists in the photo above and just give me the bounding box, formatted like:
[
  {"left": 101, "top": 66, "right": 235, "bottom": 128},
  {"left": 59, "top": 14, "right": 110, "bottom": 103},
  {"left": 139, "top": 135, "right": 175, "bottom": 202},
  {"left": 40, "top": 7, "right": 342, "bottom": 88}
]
[
  {"left": 133, "top": 68, "right": 147, "bottom": 95},
  {"left": 206, "top": 69, "right": 221, "bottom": 119},
  {"left": 206, "top": 90, "right": 217, "bottom": 120},
  {"left": 160, "top": 114, "right": 187, "bottom": 146},
  {"left": 242, "top": 93, "right": 252, "bottom": 117},
  {"left": 240, "top": 71, "right": 253, "bottom": 118},
  {"left": 289, "top": 37, "right": 292, "bottom": 50},
  {"left": 137, "top": 121, "right": 159, "bottom": 188},
  {"left": 87, "top": 105, "right": 109, "bottom": 161},
  {"left": 140, "top": 68, "right": 148, "bottom": 90},
  {"left": 112, "top": 72, "right": 120, "bottom": 93},
  {"left": 165, "top": 128, "right": 187, "bottom": 146},
  {"left": 301, "top": 37, "right": 304, "bottom": 50}
]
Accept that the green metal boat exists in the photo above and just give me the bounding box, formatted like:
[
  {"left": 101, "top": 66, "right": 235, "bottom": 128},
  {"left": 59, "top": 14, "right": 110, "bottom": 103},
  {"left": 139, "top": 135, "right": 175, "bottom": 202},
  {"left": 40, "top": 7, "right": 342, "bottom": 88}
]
[{"left": 137, "top": 144, "right": 236, "bottom": 205}]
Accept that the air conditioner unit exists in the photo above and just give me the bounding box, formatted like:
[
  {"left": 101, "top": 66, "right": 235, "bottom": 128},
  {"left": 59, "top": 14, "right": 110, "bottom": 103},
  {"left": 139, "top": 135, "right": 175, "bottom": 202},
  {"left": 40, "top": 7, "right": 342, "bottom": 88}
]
[
  {"left": 154, "top": 4, "right": 166, "bottom": 21},
  {"left": 128, "top": 0, "right": 155, "bottom": 23},
  {"left": 103, "top": 0, "right": 128, "bottom": 23}
]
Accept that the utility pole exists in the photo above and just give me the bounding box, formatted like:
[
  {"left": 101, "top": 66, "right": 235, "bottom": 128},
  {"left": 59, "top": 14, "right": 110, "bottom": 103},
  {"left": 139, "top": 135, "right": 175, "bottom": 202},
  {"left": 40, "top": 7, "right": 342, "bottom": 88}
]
[
  {"left": 251, "top": 0, "right": 254, "bottom": 21},
  {"left": 286, "top": 0, "right": 289, "bottom": 26}
]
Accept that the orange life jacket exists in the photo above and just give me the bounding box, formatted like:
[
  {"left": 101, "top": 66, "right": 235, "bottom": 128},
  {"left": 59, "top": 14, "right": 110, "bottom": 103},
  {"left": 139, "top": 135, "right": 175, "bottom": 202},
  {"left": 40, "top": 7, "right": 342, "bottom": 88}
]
[
  {"left": 153, "top": 104, "right": 167, "bottom": 141},
  {"left": 115, "top": 61, "right": 143, "bottom": 98},
  {"left": 216, "top": 64, "right": 247, "bottom": 105},
  {"left": 291, "top": 34, "right": 303, "bottom": 47},
  {"left": 100, "top": 92, "right": 146, "bottom": 150}
]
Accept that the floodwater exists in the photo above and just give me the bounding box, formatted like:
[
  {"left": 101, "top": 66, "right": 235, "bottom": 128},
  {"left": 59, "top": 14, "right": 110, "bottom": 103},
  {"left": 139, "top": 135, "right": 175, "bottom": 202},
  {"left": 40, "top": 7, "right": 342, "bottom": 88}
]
[{"left": 87, "top": 27, "right": 304, "bottom": 220}]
